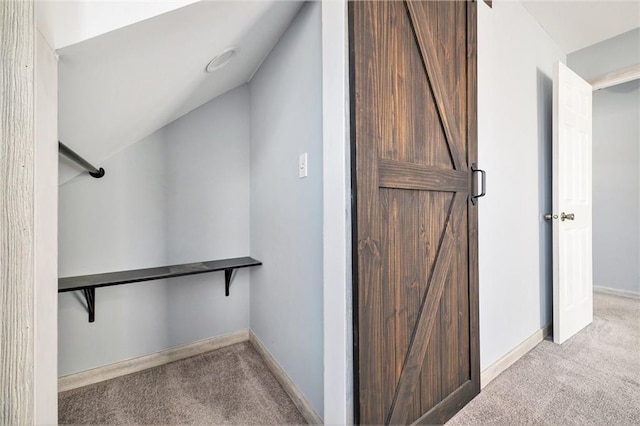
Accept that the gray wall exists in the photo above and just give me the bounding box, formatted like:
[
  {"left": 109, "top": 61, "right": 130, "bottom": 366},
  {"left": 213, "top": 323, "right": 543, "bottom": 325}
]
[
  {"left": 249, "top": 1, "right": 324, "bottom": 417},
  {"left": 58, "top": 4, "right": 326, "bottom": 414},
  {"left": 569, "top": 29, "right": 640, "bottom": 294},
  {"left": 477, "top": 0, "right": 565, "bottom": 370},
  {"left": 58, "top": 86, "right": 251, "bottom": 375}
]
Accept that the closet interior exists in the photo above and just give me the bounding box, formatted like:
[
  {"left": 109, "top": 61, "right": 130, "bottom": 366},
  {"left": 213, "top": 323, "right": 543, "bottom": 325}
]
[{"left": 57, "top": 0, "right": 324, "bottom": 419}]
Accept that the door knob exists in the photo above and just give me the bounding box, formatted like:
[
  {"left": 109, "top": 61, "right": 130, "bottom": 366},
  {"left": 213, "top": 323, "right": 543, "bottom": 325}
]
[{"left": 561, "top": 212, "right": 575, "bottom": 221}]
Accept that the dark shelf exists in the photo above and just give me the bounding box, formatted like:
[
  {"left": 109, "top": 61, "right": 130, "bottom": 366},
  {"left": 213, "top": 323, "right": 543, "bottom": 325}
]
[{"left": 58, "top": 256, "right": 262, "bottom": 322}]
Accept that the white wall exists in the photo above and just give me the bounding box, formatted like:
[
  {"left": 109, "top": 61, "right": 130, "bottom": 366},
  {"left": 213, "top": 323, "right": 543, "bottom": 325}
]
[
  {"left": 249, "top": 1, "right": 324, "bottom": 417},
  {"left": 58, "top": 85, "right": 251, "bottom": 375},
  {"left": 568, "top": 28, "right": 640, "bottom": 83},
  {"left": 477, "top": 0, "right": 565, "bottom": 370},
  {"left": 568, "top": 29, "right": 640, "bottom": 294}
]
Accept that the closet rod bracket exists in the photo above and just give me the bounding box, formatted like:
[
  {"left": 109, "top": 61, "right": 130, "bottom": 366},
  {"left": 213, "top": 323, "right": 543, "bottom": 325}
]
[{"left": 89, "top": 168, "right": 106, "bottom": 178}]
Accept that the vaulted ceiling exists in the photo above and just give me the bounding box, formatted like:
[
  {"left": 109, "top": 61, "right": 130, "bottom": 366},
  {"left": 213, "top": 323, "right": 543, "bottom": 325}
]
[
  {"left": 59, "top": 0, "right": 639, "bottom": 183},
  {"left": 58, "top": 1, "right": 302, "bottom": 184},
  {"left": 522, "top": 0, "right": 640, "bottom": 53}
]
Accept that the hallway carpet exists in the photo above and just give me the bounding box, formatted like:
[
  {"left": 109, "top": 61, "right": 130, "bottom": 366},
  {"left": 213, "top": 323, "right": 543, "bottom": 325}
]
[
  {"left": 448, "top": 292, "right": 640, "bottom": 425},
  {"left": 59, "top": 341, "right": 307, "bottom": 424}
]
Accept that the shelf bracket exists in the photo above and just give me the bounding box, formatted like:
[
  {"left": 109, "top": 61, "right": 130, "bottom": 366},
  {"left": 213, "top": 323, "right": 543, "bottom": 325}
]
[
  {"left": 83, "top": 288, "right": 96, "bottom": 323},
  {"left": 224, "top": 268, "right": 235, "bottom": 297}
]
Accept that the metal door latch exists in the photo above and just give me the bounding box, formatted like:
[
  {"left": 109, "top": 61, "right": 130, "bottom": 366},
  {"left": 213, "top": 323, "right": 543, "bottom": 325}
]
[
  {"left": 544, "top": 213, "right": 575, "bottom": 221},
  {"left": 561, "top": 212, "right": 575, "bottom": 221}
]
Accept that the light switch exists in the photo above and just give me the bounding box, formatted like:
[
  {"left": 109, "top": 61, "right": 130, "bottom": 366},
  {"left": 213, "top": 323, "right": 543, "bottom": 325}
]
[{"left": 299, "top": 153, "right": 308, "bottom": 178}]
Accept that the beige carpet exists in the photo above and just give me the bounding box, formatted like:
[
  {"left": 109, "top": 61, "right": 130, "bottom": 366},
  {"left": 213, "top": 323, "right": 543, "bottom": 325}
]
[
  {"left": 58, "top": 341, "right": 307, "bottom": 424},
  {"left": 59, "top": 293, "right": 640, "bottom": 425},
  {"left": 448, "top": 292, "right": 640, "bottom": 425}
]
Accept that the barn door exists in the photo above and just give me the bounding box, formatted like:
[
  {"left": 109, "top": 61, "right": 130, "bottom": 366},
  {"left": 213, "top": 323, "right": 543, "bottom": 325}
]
[{"left": 350, "top": 1, "right": 479, "bottom": 424}]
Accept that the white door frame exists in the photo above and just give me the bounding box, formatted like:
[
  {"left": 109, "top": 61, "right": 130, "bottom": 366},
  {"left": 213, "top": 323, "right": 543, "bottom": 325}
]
[{"left": 322, "top": 0, "right": 353, "bottom": 423}]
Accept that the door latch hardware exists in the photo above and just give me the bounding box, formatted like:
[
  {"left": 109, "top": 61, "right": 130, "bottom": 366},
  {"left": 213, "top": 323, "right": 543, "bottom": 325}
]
[
  {"left": 544, "top": 214, "right": 558, "bottom": 220},
  {"left": 471, "top": 164, "right": 486, "bottom": 205},
  {"left": 561, "top": 212, "right": 575, "bottom": 221}
]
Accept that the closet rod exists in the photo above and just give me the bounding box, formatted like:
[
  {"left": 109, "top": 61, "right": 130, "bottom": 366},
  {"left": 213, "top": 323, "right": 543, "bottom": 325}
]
[{"left": 59, "top": 141, "right": 105, "bottom": 178}]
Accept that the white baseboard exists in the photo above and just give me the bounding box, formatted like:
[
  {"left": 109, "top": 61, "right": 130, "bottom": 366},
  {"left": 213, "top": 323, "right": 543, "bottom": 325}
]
[
  {"left": 58, "top": 329, "right": 249, "bottom": 392},
  {"left": 594, "top": 285, "right": 640, "bottom": 299},
  {"left": 480, "top": 324, "right": 552, "bottom": 389},
  {"left": 249, "top": 330, "right": 323, "bottom": 425}
]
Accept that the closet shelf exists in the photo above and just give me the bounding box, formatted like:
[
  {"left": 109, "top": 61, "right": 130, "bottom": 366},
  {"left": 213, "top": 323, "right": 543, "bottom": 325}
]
[{"left": 58, "top": 256, "right": 262, "bottom": 323}]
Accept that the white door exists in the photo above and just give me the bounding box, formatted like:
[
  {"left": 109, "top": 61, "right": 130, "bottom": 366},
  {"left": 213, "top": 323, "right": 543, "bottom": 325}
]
[{"left": 552, "top": 61, "right": 593, "bottom": 344}]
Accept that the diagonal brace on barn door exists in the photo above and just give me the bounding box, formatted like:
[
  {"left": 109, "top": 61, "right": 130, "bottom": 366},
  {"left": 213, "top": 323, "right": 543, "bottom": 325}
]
[
  {"left": 386, "top": 192, "right": 467, "bottom": 425},
  {"left": 405, "top": 1, "right": 466, "bottom": 171}
]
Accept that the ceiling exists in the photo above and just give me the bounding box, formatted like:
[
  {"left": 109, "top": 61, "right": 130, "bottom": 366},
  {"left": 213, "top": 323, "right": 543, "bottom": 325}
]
[
  {"left": 59, "top": 1, "right": 302, "bottom": 184},
  {"left": 522, "top": 0, "right": 640, "bottom": 53},
  {"left": 59, "top": 0, "right": 639, "bottom": 183},
  {"left": 54, "top": 0, "right": 200, "bottom": 49}
]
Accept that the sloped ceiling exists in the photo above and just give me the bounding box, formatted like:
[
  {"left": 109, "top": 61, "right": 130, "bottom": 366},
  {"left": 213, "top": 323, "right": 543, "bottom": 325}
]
[
  {"left": 54, "top": 0, "right": 201, "bottom": 49},
  {"left": 522, "top": 0, "right": 640, "bottom": 53},
  {"left": 59, "top": 1, "right": 302, "bottom": 184}
]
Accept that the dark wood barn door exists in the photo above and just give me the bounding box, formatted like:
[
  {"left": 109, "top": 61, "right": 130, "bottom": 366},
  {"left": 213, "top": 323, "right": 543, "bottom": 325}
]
[{"left": 350, "top": 1, "right": 479, "bottom": 424}]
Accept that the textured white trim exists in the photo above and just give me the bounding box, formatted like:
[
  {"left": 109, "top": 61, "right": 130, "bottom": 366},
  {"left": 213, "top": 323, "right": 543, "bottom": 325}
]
[
  {"left": 589, "top": 63, "right": 640, "bottom": 91},
  {"left": 58, "top": 329, "right": 249, "bottom": 392},
  {"left": 480, "top": 325, "right": 552, "bottom": 389},
  {"left": 594, "top": 286, "right": 640, "bottom": 300},
  {"left": 1, "top": 1, "right": 36, "bottom": 422},
  {"left": 249, "top": 330, "right": 323, "bottom": 425}
]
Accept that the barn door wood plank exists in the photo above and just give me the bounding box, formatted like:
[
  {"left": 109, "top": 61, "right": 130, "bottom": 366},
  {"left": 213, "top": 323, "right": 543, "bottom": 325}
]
[
  {"left": 387, "top": 192, "right": 467, "bottom": 424},
  {"left": 350, "top": 0, "right": 386, "bottom": 420},
  {"left": 405, "top": 1, "right": 466, "bottom": 170},
  {"left": 378, "top": 159, "right": 468, "bottom": 192}
]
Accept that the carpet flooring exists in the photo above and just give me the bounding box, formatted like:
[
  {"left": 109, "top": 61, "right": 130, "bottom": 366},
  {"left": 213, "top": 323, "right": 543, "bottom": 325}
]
[
  {"left": 60, "top": 293, "right": 639, "bottom": 425},
  {"left": 58, "top": 341, "right": 307, "bottom": 424},
  {"left": 448, "top": 292, "right": 640, "bottom": 425}
]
